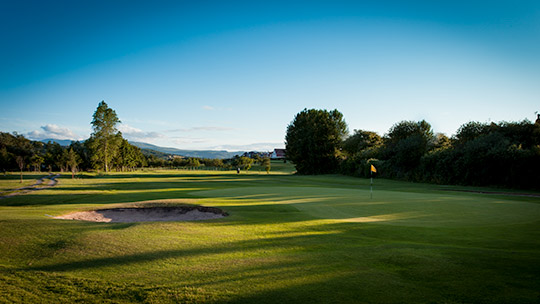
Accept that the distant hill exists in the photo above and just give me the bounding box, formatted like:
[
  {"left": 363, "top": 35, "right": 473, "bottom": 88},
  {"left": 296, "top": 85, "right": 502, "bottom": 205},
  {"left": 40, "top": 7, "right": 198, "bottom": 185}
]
[
  {"left": 40, "top": 138, "right": 75, "bottom": 146},
  {"left": 38, "top": 139, "right": 243, "bottom": 159},
  {"left": 130, "top": 141, "right": 242, "bottom": 159},
  {"left": 140, "top": 148, "right": 171, "bottom": 160}
]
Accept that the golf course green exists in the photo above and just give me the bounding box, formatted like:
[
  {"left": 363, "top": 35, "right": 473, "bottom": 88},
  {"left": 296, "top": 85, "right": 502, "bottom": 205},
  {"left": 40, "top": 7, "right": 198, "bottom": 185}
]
[{"left": 1, "top": 163, "right": 539, "bottom": 303}]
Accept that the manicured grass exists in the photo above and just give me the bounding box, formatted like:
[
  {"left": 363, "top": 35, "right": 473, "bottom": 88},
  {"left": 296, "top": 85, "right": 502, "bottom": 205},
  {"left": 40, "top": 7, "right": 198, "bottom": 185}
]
[
  {"left": 1, "top": 169, "right": 539, "bottom": 303},
  {"left": 0, "top": 172, "right": 45, "bottom": 192}
]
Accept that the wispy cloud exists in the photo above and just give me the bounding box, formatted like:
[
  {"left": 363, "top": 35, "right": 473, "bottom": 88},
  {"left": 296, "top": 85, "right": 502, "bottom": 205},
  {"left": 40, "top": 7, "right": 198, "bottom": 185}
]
[
  {"left": 165, "top": 126, "right": 236, "bottom": 133},
  {"left": 170, "top": 137, "right": 208, "bottom": 145},
  {"left": 202, "top": 105, "right": 214, "bottom": 111},
  {"left": 121, "top": 118, "right": 176, "bottom": 127},
  {"left": 27, "top": 124, "right": 82, "bottom": 141},
  {"left": 119, "top": 124, "right": 165, "bottom": 141},
  {"left": 210, "top": 142, "right": 284, "bottom": 152}
]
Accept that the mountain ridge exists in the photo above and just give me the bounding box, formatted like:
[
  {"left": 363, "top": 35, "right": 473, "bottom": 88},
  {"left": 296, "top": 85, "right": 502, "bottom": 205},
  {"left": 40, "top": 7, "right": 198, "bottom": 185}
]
[
  {"left": 39, "top": 139, "right": 244, "bottom": 159},
  {"left": 129, "top": 141, "right": 243, "bottom": 159}
]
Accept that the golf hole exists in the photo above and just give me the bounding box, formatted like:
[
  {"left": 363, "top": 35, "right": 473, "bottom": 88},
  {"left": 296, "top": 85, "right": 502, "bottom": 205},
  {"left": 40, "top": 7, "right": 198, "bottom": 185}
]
[{"left": 54, "top": 206, "right": 228, "bottom": 223}]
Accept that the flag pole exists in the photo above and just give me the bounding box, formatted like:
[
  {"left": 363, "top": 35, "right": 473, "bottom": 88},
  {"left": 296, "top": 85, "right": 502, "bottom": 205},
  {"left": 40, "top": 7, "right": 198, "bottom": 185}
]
[{"left": 370, "top": 170, "right": 373, "bottom": 199}]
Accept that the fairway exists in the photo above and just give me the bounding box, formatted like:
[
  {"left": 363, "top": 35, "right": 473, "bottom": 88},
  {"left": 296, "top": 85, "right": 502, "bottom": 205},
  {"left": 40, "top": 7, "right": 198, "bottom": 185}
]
[{"left": 1, "top": 169, "right": 539, "bottom": 303}]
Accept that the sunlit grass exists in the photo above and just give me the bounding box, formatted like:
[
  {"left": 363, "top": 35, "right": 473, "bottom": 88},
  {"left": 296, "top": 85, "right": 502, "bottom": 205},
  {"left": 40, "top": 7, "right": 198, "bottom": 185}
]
[
  {"left": 1, "top": 168, "right": 539, "bottom": 303},
  {"left": 0, "top": 172, "right": 46, "bottom": 192}
]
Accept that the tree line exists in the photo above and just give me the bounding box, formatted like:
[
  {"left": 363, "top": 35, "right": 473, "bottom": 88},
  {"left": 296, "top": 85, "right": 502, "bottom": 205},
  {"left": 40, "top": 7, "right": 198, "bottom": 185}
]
[
  {"left": 286, "top": 108, "right": 540, "bottom": 190},
  {"left": 0, "top": 101, "right": 271, "bottom": 179},
  {"left": 145, "top": 154, "right": 269, "bottom": 172}
]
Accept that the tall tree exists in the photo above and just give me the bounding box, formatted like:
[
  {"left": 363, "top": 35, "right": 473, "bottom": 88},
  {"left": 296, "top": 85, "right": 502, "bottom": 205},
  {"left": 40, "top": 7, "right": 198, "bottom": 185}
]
[
  {"left": 89, "top": 101, "right": 121, "bottom": 172},
  {"left": 285, "top": 108, "right": 348, "bottom": 174}
]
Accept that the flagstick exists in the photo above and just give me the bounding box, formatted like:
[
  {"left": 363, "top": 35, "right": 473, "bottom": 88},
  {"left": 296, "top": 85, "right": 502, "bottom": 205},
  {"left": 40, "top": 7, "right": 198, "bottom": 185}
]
[{"left": 370, "top": 171, "right": 373, "bottom": 199}]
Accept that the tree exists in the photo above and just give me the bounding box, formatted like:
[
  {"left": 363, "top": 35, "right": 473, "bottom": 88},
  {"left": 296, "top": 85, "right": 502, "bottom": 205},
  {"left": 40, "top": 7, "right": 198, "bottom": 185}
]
[
  {"left": 378, "top": 120, "right": 435, "bottom": 179},
  {"left": 69, "top": 141, "right": 91, "bottom": 171},
  {"left": 342, "top": 129, "right": 382, "bottom": 158},
  {"left": 30, "top": 154, "right": 44, "bottom": 172},
  {"left": 432, "top": 133, "right": 451, "bottom": 151},
  {"left": 285, "top": 109, "right": 348, "bottom": 174},
  {"left": 43, "top": 142, "right": 64, "bottom": 172},
  {"left": 89, "top": 101, "right": 121, "bottom": 172},
  {"left": 114, "top": 139, "right": 146, "bottom": 171},
  {"left": 65, "top": 148, "right": 81, "bottom": 179},
  {"left": 262, "top": 157, "right": 271, "bottom": 174},
  {"left": 187, "top": 157, "right": 201, "bottom": 168},
  {"left": 453, "top": 121, "right": 490, "bottom": 146},
  {"left": 16, "top": 155, "right": 25, "bottom": 183},
  {"left": 232, "top": 156, "right": 254, "bottom": 172},
  {"left": 0, "top": 146, "right": 10, "bottom": 173}
]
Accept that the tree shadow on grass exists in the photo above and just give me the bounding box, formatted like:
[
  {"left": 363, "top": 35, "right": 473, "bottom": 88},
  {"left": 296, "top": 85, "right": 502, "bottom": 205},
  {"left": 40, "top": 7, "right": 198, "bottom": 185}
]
[
  {"left": 38, "top": 173, "right": 287, "bottom": 193},
  {"left": 0, "top": 188, "right": 201, "bottom": 206},
  {"left": 0, "top": 173, "right": 46, "bottom": 181},
  {"left": 15, "top": 218, "right": 540, "bottom": 304},
  {"left": 0, "top": 177, "right": 348, "bottom": 208}
]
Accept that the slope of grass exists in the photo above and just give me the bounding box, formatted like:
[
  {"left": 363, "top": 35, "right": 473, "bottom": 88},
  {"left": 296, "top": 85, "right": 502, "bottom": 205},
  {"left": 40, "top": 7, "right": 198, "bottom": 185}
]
[{"left": 1, "top": 170, "right": 539, "bottom": 303}]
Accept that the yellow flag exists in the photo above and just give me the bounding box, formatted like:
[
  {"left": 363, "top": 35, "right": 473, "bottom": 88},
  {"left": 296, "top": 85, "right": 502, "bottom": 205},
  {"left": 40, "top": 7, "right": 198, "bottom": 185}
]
[{"left": 370, "top": 164, "right": 377, "bottom": 173}]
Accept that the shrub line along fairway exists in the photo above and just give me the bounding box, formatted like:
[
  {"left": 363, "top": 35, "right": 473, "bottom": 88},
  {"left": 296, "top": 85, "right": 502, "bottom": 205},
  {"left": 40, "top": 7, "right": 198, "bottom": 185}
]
[{"left": 0, "top": 167, "right": 539, "bottom": 303}]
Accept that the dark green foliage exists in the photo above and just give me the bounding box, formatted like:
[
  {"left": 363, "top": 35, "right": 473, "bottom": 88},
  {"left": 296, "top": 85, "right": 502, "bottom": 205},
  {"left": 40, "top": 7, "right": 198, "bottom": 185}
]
[
  {"left": 453, "top": 121, "right": 491, "bottom": 145},
  {"left": 29, "top": 154, "right": 44, "bottom": 172},
  {"left": 0, "top": 132, "right": 36, "bottom": 172},
  {"left": 382, "top": 120, "right": 434, "bottom": 178},
  {"left": 286, "top": 109, "right": 348, "bottom": 174},
  {"left": 71, "top": 141, "right": 92, "bottom": 171},
  {"left": 446, "top": 122, "right": 540, "bottom": 189},
  {"left": 113, "top": 139, "right": 147, "bottom": 171},
  {"left": 43, "top": 142, "right": 66, "bottom": 172},
  {"left": 342, "top": 118, "right": 540, "bottom": 190},
  {"left": 342, "top": 129, "right": 382, "bottom": 158}
]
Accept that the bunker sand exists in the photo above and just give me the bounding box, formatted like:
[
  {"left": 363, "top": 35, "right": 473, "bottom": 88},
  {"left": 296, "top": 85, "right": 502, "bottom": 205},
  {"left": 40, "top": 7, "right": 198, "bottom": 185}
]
[{"left": 54, "top": 206, "right": 228, "bottom": 223}]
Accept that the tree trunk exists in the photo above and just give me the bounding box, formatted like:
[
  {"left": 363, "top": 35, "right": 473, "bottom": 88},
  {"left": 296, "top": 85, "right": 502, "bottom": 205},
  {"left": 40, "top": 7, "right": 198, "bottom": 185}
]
[{"left": 105, "top": 141, "right": 109, "bottom": 172}]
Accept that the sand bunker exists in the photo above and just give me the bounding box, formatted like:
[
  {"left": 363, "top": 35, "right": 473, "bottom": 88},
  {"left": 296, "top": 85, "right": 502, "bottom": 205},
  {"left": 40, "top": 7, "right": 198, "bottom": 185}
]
[{"left": 54, "top": 206, "right": 228, "bottom": 223}]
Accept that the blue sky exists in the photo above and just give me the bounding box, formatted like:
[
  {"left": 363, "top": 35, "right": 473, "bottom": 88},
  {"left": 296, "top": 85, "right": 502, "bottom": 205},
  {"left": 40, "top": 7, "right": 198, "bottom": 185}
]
[{"left": 1, "top": 1, "right": 539, "bottom": 151}]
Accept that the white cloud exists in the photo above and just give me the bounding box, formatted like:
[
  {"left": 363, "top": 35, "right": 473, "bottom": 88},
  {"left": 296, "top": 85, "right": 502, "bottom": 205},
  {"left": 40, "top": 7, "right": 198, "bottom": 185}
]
[
  {"left": 171, "top": 138, "right": 208, "bottom": 145},
  {"left": 202, "top": 105, "right": 214, "bottom": 111},
  {"left": 165, "top": 126, "right": 235, "bottom": 133},
  {"left": 118, "top": 124, "right": 165, "bottom": 142},
  {"left": 210, "top": 142, "right": 284, "bottom": 152},
  {"left": 27, "top": 124, "right": 81, "bottom": 140}
]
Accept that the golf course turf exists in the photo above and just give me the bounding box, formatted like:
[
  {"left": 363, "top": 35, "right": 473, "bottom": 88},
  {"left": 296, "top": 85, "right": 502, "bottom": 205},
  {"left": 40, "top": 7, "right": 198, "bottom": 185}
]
[{"left": 1, "top": 164, "right": 539, "bottom": 303}]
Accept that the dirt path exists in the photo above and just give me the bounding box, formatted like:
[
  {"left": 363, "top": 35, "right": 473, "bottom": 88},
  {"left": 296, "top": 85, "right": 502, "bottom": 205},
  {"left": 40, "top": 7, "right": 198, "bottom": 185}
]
[{"left": 0, "top": 173, "right": 60, "bottom": 199}]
